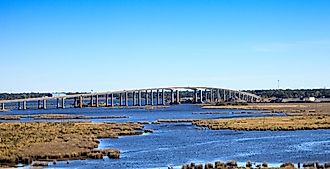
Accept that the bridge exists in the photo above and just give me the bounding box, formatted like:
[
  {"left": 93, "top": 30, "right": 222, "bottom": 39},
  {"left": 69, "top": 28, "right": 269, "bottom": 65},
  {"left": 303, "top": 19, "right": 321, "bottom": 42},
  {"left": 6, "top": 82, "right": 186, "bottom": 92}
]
[{"left": 0, "top": 87, "right": 260, "bottom": 111}]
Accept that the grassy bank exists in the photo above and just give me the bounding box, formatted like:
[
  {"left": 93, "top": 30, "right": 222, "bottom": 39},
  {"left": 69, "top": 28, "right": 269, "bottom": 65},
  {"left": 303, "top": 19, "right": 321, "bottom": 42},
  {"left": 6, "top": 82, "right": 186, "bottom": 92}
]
[
  {"left": 0, "top": 122, "right": 143, "bottom": 167},
  {"left": 0, "top": 114, "right": 128, "bottom": 120},
  {"left": 193, "top": 115, "right": 330, "bottom": 131},
  {"left": 203, "top": 103, "right": 330, "bottom": 116}
]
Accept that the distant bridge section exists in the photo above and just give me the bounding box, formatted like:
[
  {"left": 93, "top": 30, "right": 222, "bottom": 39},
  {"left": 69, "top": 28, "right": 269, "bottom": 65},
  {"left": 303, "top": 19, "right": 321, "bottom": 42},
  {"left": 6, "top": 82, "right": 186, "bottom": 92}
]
[{"left": 0, "top": 87, "right": 260, "bottom": 111}]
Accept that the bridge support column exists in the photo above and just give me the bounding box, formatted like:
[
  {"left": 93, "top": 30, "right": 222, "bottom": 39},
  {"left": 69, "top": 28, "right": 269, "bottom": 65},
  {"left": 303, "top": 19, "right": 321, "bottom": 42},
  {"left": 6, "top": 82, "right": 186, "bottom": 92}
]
[
  {"left": 1, "top": 103, "right": 4, "bottom": 111},
  {"left": 199, "top": 90, "right": 203, "bottom": 103},
  {"left": 23, "top": 101, "right": 27, "bottom": 110},
  {"left": 170, "top": 90, "right": 174, "bottom": 104},
  {"left": 105, "top": 94, "right": 109, "bottom": 107},
  {"left": 156, "top": 90, "right": 159, "bottom": 105},
  {"left": 138, "top": 91, "right": 142, "bottom": 106},
  {"left": 204, "top": 89, "right": 208, "bottom": 103},
  {"left": 95, "top": 95, "right": 99, "bottom": 107},
  {"left": 74, "top": 98, "right": 78, "bottom": 108},
  {"left": 125, "top": 92, "right": 128, "bottom": 106},
  {"left": 62, "top": 98, "right": 65, "bottom": 109},
  {"left": 18, "top": 102, "right": 21, "bottom": 110},
  {"left": 217, "top": 89, "right": 220, "bottom": 102},
  {"left": 151, "top": 90, "right": 154, "bottom": 105},
  {"left": 194, "top": 89, "right": 198, "bottom": 103},
  {"left": 38, "top": 100, "right": 41, "bottom": 109},
  {"left": 90, "top": 95, "right": 94, "bottom": 107},
  {"left": 43, "top": 99, "right": 47, "bottom": 109},
  {"left": 145, "top": 90, "right": 148, "bottom": 105},
  {"left": 79, "top": 96, "right": 83, "bottom": 108},
  {"left": 229, "top": 91, "right": 232, "bottom": 101},
  {"left": 111, "top": 94, "right": 114, "bottom": 107},
  {"left": 210, "top": 89, "right": 214, "bottom": 103},
  {"left": 223, "top": 90, "right": 227, "bottom": 102},
  {"left": 132, "top": 92, "right": 136, "bottom": 106},
  {"left": 57, "top": 98, "right": 60, "bottom": 109},
  {"left": 175, "top": 90, "right": 180, "bottom": 104},
  {"left": 119, "top": 93, "right": 122, "bottom": 106},
  {"left": 162, "top": 89, "right": 165, "bottom": 105}
]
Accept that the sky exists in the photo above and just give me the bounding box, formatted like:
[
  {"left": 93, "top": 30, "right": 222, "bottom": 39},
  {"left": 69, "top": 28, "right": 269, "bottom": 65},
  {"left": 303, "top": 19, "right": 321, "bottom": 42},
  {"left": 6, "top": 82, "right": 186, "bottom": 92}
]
[{"left": 1, "top": 0, "right": 330, "bottom": 93}]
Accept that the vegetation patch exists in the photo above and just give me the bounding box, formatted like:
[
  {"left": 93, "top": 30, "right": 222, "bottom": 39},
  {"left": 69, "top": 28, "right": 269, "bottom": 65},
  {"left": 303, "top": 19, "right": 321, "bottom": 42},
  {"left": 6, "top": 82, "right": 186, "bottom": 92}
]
[
  {"left": 203, "top": 103, "right": 330, "bottom": 116},
  {"left": 193, "top": 116, "right": 330, "bottom": 131},
  {"left": 0, "top": 122, "right": 143, "bottom": 167},
  {"left": 0, "top": 114, "right": 128, "bottom": 120}
]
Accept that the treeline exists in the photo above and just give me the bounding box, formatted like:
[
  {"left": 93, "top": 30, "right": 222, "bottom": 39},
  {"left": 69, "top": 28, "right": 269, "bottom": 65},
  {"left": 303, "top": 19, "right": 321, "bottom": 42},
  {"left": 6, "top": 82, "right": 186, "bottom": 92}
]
[
  {"left": 246, "top": 89, "right": 330, "bottom": 98},
  {"left": 0, "top": 93, "right": 52, "bottom": 100}
]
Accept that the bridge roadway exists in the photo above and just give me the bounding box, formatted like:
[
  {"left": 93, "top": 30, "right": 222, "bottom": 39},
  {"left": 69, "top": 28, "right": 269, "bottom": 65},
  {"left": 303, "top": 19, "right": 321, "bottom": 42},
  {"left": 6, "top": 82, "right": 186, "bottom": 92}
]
[{"left": 0, "top": 87, "right": 260, "bottom": 111}]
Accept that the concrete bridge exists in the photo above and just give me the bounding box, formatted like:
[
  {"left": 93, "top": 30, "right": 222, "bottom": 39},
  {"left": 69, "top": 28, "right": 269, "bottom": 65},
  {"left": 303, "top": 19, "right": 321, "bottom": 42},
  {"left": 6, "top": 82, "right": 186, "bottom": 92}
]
[{"left": 0, "top": 87, "right": 260, "bottom": 111}]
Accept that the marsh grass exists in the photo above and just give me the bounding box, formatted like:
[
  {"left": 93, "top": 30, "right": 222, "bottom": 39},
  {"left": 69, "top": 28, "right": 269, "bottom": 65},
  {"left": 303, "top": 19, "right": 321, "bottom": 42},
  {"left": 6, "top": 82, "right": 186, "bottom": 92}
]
[
  {"left": 0, "top": 122, "right": 143, "bottom": 167},
  {"left": 193, "top": 116, "right": 330, "bottom": 131}
]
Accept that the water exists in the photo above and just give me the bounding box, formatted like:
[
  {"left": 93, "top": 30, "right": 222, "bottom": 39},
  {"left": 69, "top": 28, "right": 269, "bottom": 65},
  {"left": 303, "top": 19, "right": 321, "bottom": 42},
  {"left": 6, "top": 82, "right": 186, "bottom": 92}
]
[{"left": 2, "top": 105, "right": 330, "bottom": 168}]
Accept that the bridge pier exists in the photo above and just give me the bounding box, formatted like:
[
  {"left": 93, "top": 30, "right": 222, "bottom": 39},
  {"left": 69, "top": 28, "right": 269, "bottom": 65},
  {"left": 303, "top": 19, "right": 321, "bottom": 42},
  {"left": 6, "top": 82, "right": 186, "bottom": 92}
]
[
  {"left": 210, "top": 89, "right": 214, "bottom": 103},
  {"left": 151, "top": 90, "right": 154, "bottom": 105},
  {"left": 105, "top": 94, "right": 109, "bottom": 107},
  {"left": 62, "top": 98, "right": 65, "bottom": 109},
  {"left": 204, "top": 89, "right": 208, "bottom": 103},
  {"left": 170, "top": 90, "right": 175, "bottom": 104},
  {"left": 37, "top": 100, "right": 41, "bottom": 109},
  {"left": 119, "top": 93, "right": 122, "bottom": 106},
  {"left": 79, "top": 96, "right": 83, "bottom": 108},
  {"left": 162, "top": 89, "right": 165, "bottom": 105},
  {"left": 125, "top": 92, "right": 128, "bottom": 106},
  {"left": 43, "top": 99, "right": 47, "bottom": 109},
  {"left": 111, "top": 94, "right": 114, "bottom": 107},
  {"left": 199, "top": 90, "right": 203, "bottom": 103},
  {"left": 1, "top": 103, "right": 4, "bottom": 111},
  {"left": 138, "top": 91, "right": 142, "bottom": 106},
  {"left": 90, "top": 95, "right": 94, "bottom": 107},
  {"left": 175, "top": 90, "right": 180, "bottom": 104},
  {"left": 217, "top": 89, "right": 220, "bottom": 102},
  {"left": 156, "top": 90, "right": 159, "bottom": 105},
  {"left": 145, "top": 90, "right": 149, "bottom": 105},
  {"left": 74, "top": 98, "right": 78, "bottom": 108},
  {"left": 223, "top": 89, "right": 227, "bottom": 102},
  {"left": 132, "top": 92, "right": 136, "bottom": 106},
  {"left": 57, "top": 98, "right": 60, "bottom": 109},
  {"left": 95, "top": 95, "right": 99, "bottom": 107},
  {"left": 23, "top": 101, "right": 27, "bottom": 110},
  {"left": 194, "top": 89, "right": 198, "bottom": 103}
]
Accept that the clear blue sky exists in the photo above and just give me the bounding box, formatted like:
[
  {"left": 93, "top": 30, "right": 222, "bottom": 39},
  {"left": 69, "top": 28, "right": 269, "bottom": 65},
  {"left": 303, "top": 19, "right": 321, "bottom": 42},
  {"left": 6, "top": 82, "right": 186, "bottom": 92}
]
[{"left": 1, "top": 0, "right": 330, "bottom": 93}]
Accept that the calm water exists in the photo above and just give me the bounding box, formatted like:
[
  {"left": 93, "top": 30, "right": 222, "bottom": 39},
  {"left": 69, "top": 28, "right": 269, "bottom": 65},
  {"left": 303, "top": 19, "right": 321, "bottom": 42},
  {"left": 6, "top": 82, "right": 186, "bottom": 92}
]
[{"left": 2, "top": 105, "right": 330, "bottom": 169}]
